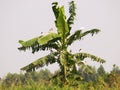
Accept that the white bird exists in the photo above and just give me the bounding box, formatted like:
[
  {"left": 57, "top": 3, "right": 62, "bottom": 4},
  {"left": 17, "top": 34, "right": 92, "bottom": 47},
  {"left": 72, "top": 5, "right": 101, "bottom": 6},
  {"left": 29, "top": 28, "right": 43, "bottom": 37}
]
[{"left": 80, "top": 27, "right": 85, "bottom": 30}]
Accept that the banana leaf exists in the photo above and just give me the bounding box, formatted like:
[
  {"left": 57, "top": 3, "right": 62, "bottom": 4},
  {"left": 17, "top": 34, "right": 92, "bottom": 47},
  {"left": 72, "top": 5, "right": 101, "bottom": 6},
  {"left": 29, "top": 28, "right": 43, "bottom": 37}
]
[
  {"left": 21, "top": 52, "right": 58, "bottom": 72},
  {"left": 74, "top": 52, "right": 105, "bottom": 63}
]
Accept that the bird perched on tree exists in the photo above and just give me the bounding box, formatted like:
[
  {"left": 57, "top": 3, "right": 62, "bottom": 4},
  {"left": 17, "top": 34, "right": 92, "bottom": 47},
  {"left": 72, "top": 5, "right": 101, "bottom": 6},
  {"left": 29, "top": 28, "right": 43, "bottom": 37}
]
[
  {"left": 49, "top": 28, "right": 54, "bottom": 33},
  {"left": 79, "top": 49, "right": 82, "bottom": 52},
  {"left": 69, "top": 49, "right": 72, "bottom": 53}
]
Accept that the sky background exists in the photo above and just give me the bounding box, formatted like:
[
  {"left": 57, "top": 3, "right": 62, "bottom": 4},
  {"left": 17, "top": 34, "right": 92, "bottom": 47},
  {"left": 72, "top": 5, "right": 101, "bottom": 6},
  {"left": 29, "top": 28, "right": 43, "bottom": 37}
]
[{"left": 0, "top": 0, "right": 120, "bottom": 77}]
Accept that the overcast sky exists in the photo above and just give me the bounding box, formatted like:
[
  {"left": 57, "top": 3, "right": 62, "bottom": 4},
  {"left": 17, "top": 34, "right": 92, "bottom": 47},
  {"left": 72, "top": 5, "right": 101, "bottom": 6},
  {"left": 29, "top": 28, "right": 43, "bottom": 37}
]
[{"left": 0, "top": 0, "right": 120, "bottom": 77}]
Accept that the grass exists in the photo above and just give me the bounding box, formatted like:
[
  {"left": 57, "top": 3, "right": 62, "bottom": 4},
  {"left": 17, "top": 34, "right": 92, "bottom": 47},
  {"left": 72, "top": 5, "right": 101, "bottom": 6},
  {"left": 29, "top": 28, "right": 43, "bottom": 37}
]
[{"left": 0, "top": 81, "right": 120, "bottom": 90}]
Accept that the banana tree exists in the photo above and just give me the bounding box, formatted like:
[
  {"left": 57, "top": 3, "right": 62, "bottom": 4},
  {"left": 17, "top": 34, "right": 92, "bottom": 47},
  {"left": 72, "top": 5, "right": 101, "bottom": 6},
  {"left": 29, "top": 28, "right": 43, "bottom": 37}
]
[{"left": 18, "top": 1, "right": 105, "bottom": 82}]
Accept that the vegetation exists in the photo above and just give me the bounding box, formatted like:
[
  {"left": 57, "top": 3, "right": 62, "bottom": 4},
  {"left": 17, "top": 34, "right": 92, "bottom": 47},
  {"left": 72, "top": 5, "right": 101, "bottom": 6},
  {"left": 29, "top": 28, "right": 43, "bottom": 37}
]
[
  {"left": 18, "top": 1, "right": 105, "bottom": 85},
  {"left": 0, "top": 65, "right": 120, "bottom": 90},
  {"left": 1, "top": 1, "right": 119, "bottom": 90}
]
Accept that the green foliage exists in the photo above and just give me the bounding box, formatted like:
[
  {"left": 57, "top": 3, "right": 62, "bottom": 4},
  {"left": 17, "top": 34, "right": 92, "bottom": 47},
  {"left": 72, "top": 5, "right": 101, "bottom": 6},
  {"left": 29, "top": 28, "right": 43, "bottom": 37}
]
[
  {"left": 1, "top": 66, "right": 120, "bottom": 90},
  {"left": 38, "top": 33, "right": 60, "bottom": 45},
  {"left": 67, "top": 29, "right": 100, "bottom": 45},
  {"left": 56, "top": 6, "right": 69, "bottom": 37},
  {"left": 97, "top": 65, "right": 106, "bottom": 76},
  {"left": 18, "top": 33, "right": 60, "bottom": 53},
  {"left": 74, "top": 52, "right": 105, "bottom": 63},
  {"left": 1, "top": 69, "right": 52, "bottom": 88},
  {"left": 111, "top": 64, "right": 120, "bottom": 74},
  {"left": 52, "top": 2, "right": 69, "bottom": 42},
  {"left": 21, "top": 52, "right": 58, "bottom": 72},
  {"left": 67, "top": 1, "right": 76, "bottom": 32},
  {"left": 18, "top": 36, "right": 40, "bottom": 53},
  {"left": 18, "top": 1, "right": 105, "bottom": 85}
]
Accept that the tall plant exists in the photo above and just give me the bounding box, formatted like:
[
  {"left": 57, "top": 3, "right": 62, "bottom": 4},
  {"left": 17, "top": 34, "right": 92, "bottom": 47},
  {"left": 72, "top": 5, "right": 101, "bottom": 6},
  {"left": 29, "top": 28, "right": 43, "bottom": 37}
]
[{"left": 18, "top": 1, "right": 105, "bottom": 83}]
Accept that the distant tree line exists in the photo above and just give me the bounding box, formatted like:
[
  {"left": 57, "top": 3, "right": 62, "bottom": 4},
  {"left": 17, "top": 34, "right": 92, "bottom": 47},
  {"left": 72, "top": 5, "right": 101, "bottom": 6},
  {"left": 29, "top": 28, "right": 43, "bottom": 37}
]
[{"left": 0, "top": 64, "right": 120, "bottom": 89}]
